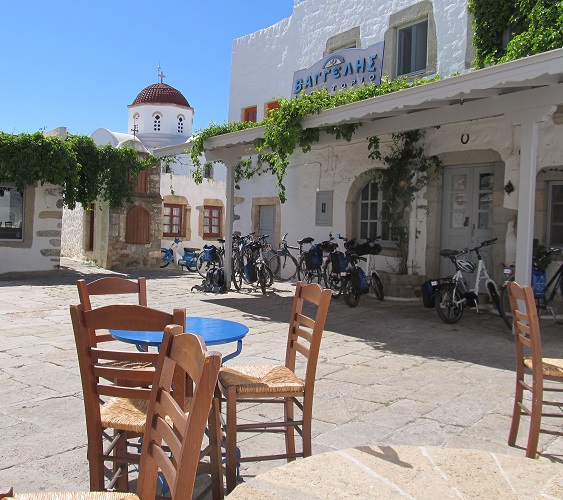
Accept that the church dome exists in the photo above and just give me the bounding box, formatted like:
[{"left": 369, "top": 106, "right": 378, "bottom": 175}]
[{"left": 131, "top": 83, "right": 190, "bottom": 107}]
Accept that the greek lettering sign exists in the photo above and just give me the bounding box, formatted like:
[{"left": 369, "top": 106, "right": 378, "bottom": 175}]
[{"left": 292, "top": 42, "right": 384, "bottom": 95}]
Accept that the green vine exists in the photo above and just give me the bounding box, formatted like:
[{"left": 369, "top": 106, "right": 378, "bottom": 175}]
[
  {"left": 0, "top": 132, "right": 157, "bottom": 209},
  {"left": 468, "top": 0, "right": 563, "bottom": 68},
  {"left": 190, "top": 75, "right": 439, "bottom": 202},
  {"left": 368, "top": 130, "right": 442, "bottom": 274}
]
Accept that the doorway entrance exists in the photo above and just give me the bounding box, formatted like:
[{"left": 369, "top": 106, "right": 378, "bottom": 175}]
[
  {"left": 258, "top": 205, "right": 275, "bottom": 245},
  {"left": 440, "top": 164, "right": 494, "bottom": 276}
]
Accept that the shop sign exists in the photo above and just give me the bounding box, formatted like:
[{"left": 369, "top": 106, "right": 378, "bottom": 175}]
[{"left": 292, "top": 42, "right": 384, "bottom": 95}]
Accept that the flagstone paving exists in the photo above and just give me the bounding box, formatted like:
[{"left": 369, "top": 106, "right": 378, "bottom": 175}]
[{"left": 0, "top": 258, "right": 561, "bottom": 494}]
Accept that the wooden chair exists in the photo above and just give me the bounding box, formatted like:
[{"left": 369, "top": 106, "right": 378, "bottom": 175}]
[
  {"left": 507, "top": 281, "right": 563, "bottom": 458},
  {"left": 72, "top": 303, "right": 224, "bottom": 497},
  {"left": 217, "top": 282, "right": 332, "bottom": 493},
  {"left": 0, "top": 327, "right": 223, "bottom": 500}
]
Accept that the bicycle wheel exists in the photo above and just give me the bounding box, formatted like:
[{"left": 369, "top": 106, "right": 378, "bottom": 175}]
[
  {"left": 486, "top": 281, "right": 501, "bottom": 313},
  {"left": 500, "top": 284, "right": 513, "bottom": 330},
  {"left": 263, "top": 261, "right": 275, "bottom": 288},
  {"left": 160, "top": 249, "right": 171, "bottom": 268},
  {"left": 370, "top": 272, "right": 384, "bottom": 301},
  {"left": 268, "top": 253, "right": 299, "bottom": 281},
  {"left": 323, "top": 261, "right": 342, "bottom": 298},
  {"left": 258, "top": 266, "right": 267, "bottom": 295},
  {"left": 231, "top": 258, "right": 243, "bottom": 290},
  {"left": 435, "top": 285, "right": 463, "bottom": 323},
  {"left": 344, "top": 279, "right": 360, "bottom": 308},
  {"left": 544, "top": 276, "right": 563, "bottom": 323},
  {"left": 196, "top": 251, "right": 221, "bottom": 278}
]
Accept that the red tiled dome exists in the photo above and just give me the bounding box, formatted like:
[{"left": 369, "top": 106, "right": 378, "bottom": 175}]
[{"left": 131, "top": 83, "right": 190, "bottom": 107}]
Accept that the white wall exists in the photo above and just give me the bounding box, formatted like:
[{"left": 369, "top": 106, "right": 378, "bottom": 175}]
[
  {"left": 229, "top": 0, "right": 469, "bottom": 122},
  {"left": 0, "top": 184, "right": 62, "bottom": 274}
]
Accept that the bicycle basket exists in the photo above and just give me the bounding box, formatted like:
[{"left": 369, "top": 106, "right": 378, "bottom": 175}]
[
  {"left": 330, "top": 251, "right": 346, "bottom": 273},
  {"left": 354, "top": 242, "right": 382, "bottom": 256},
  {"left": 202, "top": 245, "right": 217, "bottom": 262},
  {"left": 457, "top": 260, "right": 475, "bottom": 273},
  {"left": 304, "top": 246, "right": 322, "bottom": 270}
]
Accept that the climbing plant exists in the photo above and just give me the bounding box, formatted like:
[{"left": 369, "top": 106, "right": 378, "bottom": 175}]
[
  {"left": 0, "top": 132, "right": 157, "bottom": 209},
  {"left": 190, "top": 75, "right": 439, "bottom": 202},
  {"left": 468, "top": 0, "right": 563, "bottom": 68},
  {"left": 368, "top": 130, "right": 442, "bottom": 274}
]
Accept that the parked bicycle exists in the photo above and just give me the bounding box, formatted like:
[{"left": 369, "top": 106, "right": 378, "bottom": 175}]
[
  {"left": 268, "top": 233, "right": 300, "bottom": 281},
  {"left": 500, "top": 247, "right": 563, "bottom": 329},
  {"left": 196, "top": 239, "right": 225, "bottom": 277},
  {"left": 160, "top": 238, "right": 200, "bottom": 271},
  {"left": 333, "top": 235, "right": 385, "bottom": 307},
  {"left": 296, "top": 236, "right": 320, "bottom": 283},
  {"left": 434, "top": 238, "right": 501, "bottom": 323},
  {"left": 243, "top": 234, "right": 275, "bottom": 294},
  {"left": 232, "top": 232, "right": 255, "bottom": 290},
  {"left": 325, "top": 236, "right": 384, "bottom": 302}
]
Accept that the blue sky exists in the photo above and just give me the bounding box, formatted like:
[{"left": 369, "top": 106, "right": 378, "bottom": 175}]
[{"left": 0, "top": 1, "right": 294, "bottom": 136}]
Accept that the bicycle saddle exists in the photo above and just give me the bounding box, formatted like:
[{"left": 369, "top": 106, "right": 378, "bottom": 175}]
[
  {"left": 298, "top": 237, "right": 314, "bottom": 245},
  {"left": 217, "top": 238, "right": 225, "bottom": 244}
]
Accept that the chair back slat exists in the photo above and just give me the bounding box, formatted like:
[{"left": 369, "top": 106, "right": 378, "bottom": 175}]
[
  {"left": 137, "top": 327, "right": 222, "bottom": 500},
  {"left": 93, "top": 366, "right": 156, "bottom": 384},
  {"left": 90, "top": 348, "right": 159, "bottom": 364},
  {"left": 285, "top": 282, "right": 332, "bottom": 389},
  {"left": 82, "top": 304, "right": 185, "bottom": 332},
  {"left": 77, "top": 277, "right": 147, "bottom": 310},
  {"left": 98, "top": 385, "right": 152, "bottom": 400}
]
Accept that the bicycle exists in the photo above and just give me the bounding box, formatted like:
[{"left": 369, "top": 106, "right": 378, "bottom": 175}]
[
  {"left": 244, "top": 234, "right": 275, "bottom": 294},
  {"left": 434, "top": 238, "right": 501, "bottom": 324},
  {"left": 267, "top": 233, "right": 300, "bottom": 281},
  {"left": 325, "top": 235, "right": 384, "bottom": 301},
  {"left": 499, "top": 247, "right": 563, "bottom": 329},
  {"left": 196, "top": 239, "right": 225, "bottom": 277},
  {"left": 296, "top": 236, "right": 320, "bottom": 283},
  {"left": 335, "top": 235, "right": 384, "bottom": 307},
  {"left": 160, "top": 238, "right": 199, "bottom": 271},
  {"left": 232, "top": 232, "right": 255, "bottom": 290}
]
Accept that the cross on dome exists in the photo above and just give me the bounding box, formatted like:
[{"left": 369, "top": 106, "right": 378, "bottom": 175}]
[{"left": 157, "top": 64, "right": 166, "bottom": 84}]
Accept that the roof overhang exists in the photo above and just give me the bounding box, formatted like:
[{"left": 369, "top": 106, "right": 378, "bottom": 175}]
[{"left": 196, "top": 48, "right": 563, "bottom": 162}]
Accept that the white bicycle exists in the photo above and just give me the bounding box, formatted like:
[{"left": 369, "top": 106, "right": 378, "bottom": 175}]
[{"left": 434, "top": 238, "right": 501, "bottom": 324}]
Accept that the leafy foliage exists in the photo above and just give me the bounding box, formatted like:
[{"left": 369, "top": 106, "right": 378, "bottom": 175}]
[
  {"left": 0, "top": 132, "right": 157, "bottom": 209},
  {"left": 368, "top": 130, "right": 442, "bottom": 274},
  {"left": 190, "top": 76, "right": 439, "bottom": 202},
  {"left": 469, "top": 0, "right": 563, "bottom": 68}
]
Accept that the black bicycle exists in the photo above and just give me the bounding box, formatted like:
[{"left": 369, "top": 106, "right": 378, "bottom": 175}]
[
  {"left": 500, "top": 247, "right": 563, "bottom": 329},
  {"left": 268, "top": 233, "right": 300, "bottom": 281}
]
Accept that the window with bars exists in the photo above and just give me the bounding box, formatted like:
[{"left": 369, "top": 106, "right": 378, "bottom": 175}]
[
  {"left": 203, "top": 205, "right": 222, "bottom": 238},
  {"left": 358, "top": 181, "right": 389, "bottom": 242},
  {"left": 397, "top": 20, "right": 428, "bottom": 76},
  {"left": 177, "top": 116, "right": 184, "bottom": 134},
  {"left": 163, "top": 203, "right": 183, "bottom": 237},
  {"left": 153, "top": 114, "right": 161, "bottom": 131}
]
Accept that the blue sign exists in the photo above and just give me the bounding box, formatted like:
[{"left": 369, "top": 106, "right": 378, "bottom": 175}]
[{"left": 292, "top": 42, "right": 385, "bottom": 95}]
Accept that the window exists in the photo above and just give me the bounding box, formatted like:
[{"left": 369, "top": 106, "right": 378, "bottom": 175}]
[
  {"left": 134, "top": 169, "right": 149, "bottom": 194},
  {"left": 358, "top": 181, "right": 389, "bottom": 242},
  {"left": 86, "top": 203, "right": 95, "bottom": 251},
  {"left": 163, "top": 203, "right": 183, "bottom": 237},
  {"left": 203, "top": 205, "right": 222, "bottom": 238},
  {"left": 266, "top": 101, "right": 280, "bottom": 118},
  {"left": 0, "top": 186, "right": 24, "bottom": 240},
  {"left": 153, "top": 114, "right": 161, "bottom": 131},
  {"left": 177, "top": 116, "right": 184, "bottom": 134},
  {"left": 397, "top": 20, "right": 428, "bottom": 76},
  {"left": 316, "top": 191, "right": 333, "bottom": 226},
  {"left": 203, "top": 163, "right": 213, "bottom": 179},
  {"left": 547, "top": 181, "right": 563, "bottom": 247},
  {"left": 242, "top": 106, "right": 257, "bottom": 123}
]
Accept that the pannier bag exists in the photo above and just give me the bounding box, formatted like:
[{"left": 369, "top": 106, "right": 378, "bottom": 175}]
[
  {"left": 330, "top": 251, "right": 347, "bottom": 274},
  {"left": 421, "top": 279, "right": 439, "bottom": 308},
  {"left": 350, "top": 267, "right": 369, "bottom": 293},
  {"left": 531, "top": 269, "right": 546, "bottom": 298},
  {"left": 355, "top": 242, "right": 383, "bottom": 256},
  {"left": 304, "top": 245, "right": 322, "bottom": 270},
  {"left": 244, "top": 257, "right": 258, "bottom": 283},
  {"left": 202, "top": 245, "right": 217, "bottom": 262}
]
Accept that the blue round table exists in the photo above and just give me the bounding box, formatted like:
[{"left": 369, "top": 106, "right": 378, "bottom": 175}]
[{"left": 110, "top": 317, "right": 248, "bottom": 363}]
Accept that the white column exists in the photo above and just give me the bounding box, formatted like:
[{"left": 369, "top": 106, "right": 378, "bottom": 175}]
[
  {"left": 223, "top": 158, "right": 238, "bottom": 290},
  {"left": 506, "top": 106, "right": 555, "bottom": 285}
]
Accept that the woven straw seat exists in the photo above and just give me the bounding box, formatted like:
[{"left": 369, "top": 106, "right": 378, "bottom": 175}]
[
  {"left": 219, "top": 365, "right": 304, "bottom": 394},
  {"left": 523, "top": 357, "right": 563, "bottom": 378},
  {"left": 101, "top": 398, "right": 149, "bottom": 434},
  {"left": 507, "top": 282, "right": 563, "bottom": 459},
  {"left": 218, "top": 282, "right": 332, "bottom": 494},
  {"left": 12, "top": 493, "right": 138, "bottom": 500}
]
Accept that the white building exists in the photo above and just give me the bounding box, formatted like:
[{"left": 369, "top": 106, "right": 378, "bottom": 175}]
[
  {"left": 62, "top": 76, "right": 227, "bottom": 268},
  {"left": 200, "top": 0, "right": 563, "bottom": 292}
]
